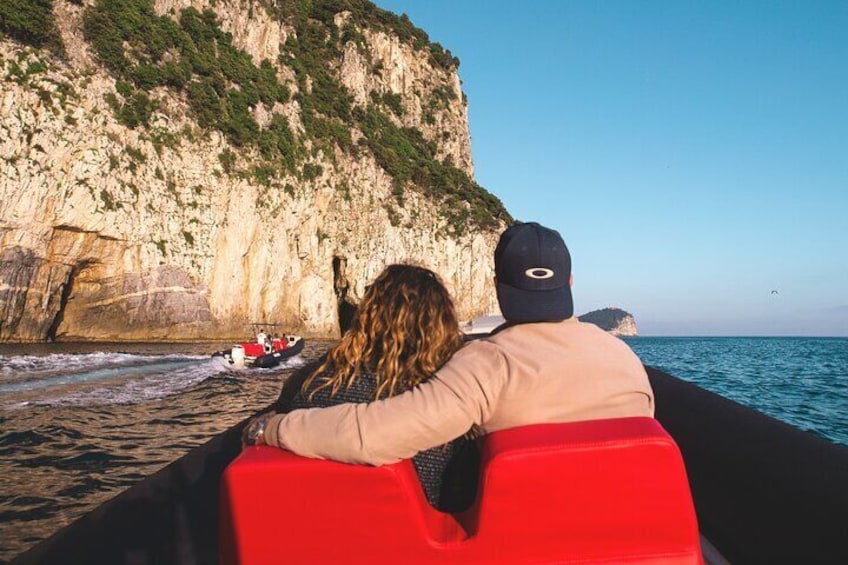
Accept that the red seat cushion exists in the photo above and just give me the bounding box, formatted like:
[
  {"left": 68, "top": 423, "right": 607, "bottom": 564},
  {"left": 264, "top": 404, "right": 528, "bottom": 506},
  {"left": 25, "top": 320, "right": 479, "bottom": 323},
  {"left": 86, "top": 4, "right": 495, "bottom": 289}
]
[
  {"left": 220, "top": 417, "right": 701, "bottom": 564},
  {"left": 219, "top": 448, "right": 467, "bottom": 564},
  {"left": 454, "top": 418, "right": 702, "bottom": 563},
  {"left": 240, "top": 343, "right": 264, "bottom": 357}
]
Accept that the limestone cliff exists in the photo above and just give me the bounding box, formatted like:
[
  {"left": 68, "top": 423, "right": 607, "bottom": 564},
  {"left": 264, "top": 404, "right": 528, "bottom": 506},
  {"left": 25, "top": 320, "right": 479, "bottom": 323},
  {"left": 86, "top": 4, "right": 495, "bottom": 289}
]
[
  {"left": 578, "top": 308, "right": 638, "bottom": 337},
  {"left": 0, "top": 0, "right": 510, "bottom": 341}
]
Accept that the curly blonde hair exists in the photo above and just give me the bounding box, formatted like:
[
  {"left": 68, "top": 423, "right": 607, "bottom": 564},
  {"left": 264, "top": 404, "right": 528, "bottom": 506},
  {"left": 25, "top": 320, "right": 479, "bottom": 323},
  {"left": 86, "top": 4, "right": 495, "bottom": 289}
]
[{"left": 304, "top": 264, "right": 463, "bottom": 400}]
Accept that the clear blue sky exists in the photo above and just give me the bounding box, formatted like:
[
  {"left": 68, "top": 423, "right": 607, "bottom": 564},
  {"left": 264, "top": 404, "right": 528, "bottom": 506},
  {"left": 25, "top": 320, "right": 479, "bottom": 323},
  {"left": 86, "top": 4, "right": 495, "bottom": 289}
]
[{"left": 375, "top": 0, "right": 847, "bottom": 336}]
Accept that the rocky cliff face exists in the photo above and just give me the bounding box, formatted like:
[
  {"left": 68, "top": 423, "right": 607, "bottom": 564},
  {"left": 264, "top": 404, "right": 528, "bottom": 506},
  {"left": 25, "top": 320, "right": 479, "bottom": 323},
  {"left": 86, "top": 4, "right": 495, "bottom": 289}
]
[
  {"left": 578, "top": 308, "right": 638, "bottom": 337},
  {"left": 0, "top": 0, "right": 510, "bottom": 341}
]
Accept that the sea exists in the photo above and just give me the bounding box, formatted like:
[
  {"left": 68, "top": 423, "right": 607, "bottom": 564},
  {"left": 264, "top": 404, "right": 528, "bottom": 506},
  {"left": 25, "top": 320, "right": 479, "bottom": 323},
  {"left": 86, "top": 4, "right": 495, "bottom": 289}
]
[{"left": 0, "top": 336, "right": 846, "bottom": 561}]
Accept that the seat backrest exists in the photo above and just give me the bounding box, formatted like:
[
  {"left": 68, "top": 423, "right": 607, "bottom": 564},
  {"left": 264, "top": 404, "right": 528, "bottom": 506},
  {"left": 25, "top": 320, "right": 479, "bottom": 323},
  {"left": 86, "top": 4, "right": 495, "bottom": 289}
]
[
  {"left": 456, "top": 417, "right": 702, "bottom": 563},
  {"left": 244, "top": 343, "right": 268, "bottom": 357},
  {"left": 219, "top": 447, "right": 466, "bottom": 565},
  {"left": 220, "top": 417, "right": 701, "bottom": 564}
]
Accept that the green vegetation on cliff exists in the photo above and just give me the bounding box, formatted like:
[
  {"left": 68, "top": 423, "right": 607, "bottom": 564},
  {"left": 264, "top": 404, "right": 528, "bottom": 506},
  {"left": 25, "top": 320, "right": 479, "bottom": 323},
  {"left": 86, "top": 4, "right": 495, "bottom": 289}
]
[
  {"left": 0, "top": 0, "right": 64, "bottom": 54},
  {"left": 5, "top": 0, "right": 509, "bottom": 234},
  {"left": 357, "top": 107, "right": 506, "bottom": 230},
  {"left": 267, "top": 0, "right": 459, "bottom": 70},
  {"left": 83, "top": 2, "right": 292, "bottom": 153}
]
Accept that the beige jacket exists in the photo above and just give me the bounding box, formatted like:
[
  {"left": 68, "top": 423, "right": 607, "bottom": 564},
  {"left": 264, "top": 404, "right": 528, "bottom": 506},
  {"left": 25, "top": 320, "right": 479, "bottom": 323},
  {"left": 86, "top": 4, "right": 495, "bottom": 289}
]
[{"left": 265, "top": 318, "right": 654, "bottom": 465}]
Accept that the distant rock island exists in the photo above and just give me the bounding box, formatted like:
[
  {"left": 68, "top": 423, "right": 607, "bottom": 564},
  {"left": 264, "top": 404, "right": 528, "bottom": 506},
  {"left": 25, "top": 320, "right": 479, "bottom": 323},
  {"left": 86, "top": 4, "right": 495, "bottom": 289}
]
[
  {"left": 462, "top": 308, "right": 638, "bottom": 337},
  {"left": 578, "top": 308, "right": 638, "bottom": 337}
]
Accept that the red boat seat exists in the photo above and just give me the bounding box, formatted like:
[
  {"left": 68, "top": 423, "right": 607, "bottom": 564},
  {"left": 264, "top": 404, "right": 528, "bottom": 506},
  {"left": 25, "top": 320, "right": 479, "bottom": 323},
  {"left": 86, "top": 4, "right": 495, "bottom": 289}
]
[
  {"left": 239, "top": 343, "right": 265, "bottom": 357},
  {"left": 220, "top": 417, "right": 702, "bottom": 564}
]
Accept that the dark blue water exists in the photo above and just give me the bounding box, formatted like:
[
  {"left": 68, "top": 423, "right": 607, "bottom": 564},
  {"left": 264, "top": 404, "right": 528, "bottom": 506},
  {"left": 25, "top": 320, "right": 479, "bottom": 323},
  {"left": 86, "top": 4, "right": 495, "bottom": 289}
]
[
  {"left": 0, "top": 337, "right": 846, "bottom": 560},
  {"left": 625, "top": 337, "right": 848, "bottom": 446}
]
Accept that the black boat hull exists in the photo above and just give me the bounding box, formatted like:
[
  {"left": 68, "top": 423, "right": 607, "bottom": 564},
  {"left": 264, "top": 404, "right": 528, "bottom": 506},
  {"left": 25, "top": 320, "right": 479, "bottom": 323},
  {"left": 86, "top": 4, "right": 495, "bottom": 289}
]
[
  {"left": 11, "top": 366, "right": 848, "bottom": 564},
  {"left": 252, "top": 339, "right": 305, "bottom": 368},
  {"left": 212, "top": 339, "right": 305, "bottom": 370}
]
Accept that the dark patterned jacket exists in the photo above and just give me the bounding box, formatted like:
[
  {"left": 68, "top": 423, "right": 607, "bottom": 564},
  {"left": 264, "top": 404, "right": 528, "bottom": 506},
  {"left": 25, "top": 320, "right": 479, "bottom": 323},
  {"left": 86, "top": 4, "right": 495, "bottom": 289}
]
[
  {"left": 275, "top": 360, "right": 470, "bottom": 511},
  {"left": 285, "top": 369, "right": 468, "bottom": 510}
]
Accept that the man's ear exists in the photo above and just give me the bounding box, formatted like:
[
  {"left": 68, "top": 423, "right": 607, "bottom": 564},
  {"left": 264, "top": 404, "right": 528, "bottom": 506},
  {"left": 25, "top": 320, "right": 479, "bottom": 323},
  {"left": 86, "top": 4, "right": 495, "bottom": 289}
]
[{"left": 569, "top": 274, "right": 573, "bottom": 287}]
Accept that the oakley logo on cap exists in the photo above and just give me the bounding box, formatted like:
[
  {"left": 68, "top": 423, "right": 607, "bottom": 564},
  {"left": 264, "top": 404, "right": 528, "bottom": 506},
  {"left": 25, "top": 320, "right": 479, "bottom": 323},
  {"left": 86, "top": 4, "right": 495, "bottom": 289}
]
[{"left": 525, "top": 267, "right": 555, "bottom": 280}]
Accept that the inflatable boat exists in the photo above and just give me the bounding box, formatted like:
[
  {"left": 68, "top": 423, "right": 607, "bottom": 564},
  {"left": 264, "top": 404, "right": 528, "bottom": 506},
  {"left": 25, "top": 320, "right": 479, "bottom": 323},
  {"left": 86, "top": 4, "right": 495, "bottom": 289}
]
[
  {"left": 212, "top": 335, "right": 304, "bottom": 369},
  {"left": 10, "top": 366, "right": 848, "bottom": 564}
]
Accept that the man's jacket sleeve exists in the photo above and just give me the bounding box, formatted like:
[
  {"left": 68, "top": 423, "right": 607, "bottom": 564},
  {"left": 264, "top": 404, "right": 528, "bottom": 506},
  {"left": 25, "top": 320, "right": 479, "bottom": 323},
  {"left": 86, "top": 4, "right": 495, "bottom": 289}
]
[{"left": 263, "top": 341, "right": 507, "bottom": 465}]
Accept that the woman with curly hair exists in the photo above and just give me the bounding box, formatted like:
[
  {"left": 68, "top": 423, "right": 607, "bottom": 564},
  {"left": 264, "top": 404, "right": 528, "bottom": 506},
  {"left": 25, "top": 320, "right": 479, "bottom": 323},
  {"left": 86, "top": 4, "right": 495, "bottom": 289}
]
[{"left": 244, "top": 264, "right": 471, "bottom": 510}]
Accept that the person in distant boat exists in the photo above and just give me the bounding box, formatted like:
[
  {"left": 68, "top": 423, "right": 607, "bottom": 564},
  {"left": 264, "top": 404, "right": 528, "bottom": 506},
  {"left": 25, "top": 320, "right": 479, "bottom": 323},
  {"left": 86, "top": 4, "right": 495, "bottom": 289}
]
[
  {"left": 249, "top": 222, "right": 654, "bottom": 473},
  {"left": 257, "top": 328, "right": 272, "bottom": 353},
  {"left": 244, "top": 264, "right": 471, "bottom": 510},
  {"left": 265, "top": 333, "right": 277, "bottom": 354}
]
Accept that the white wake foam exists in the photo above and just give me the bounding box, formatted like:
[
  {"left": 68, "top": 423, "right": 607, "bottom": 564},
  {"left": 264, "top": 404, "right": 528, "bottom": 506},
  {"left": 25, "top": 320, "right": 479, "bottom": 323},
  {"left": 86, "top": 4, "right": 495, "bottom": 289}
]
[
  {"left": 0, "top": 352, "right": 224, "bottom": 405},
  {"left": 1, "top": 350, "right": 307, "bottom": 407}
]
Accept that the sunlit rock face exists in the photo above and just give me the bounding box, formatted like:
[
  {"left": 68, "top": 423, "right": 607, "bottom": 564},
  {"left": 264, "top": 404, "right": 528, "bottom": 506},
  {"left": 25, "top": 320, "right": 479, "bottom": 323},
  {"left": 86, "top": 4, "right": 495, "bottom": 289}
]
[{"left": 0, "top": 1, "right": 508, "bottom": 342}]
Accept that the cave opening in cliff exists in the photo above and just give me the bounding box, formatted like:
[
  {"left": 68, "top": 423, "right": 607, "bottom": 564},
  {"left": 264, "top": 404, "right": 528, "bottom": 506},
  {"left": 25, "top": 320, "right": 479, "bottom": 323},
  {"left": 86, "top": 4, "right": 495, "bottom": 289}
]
[
  {"left": 46, "top": 265, "right": 82, "bottom": 342},
  {"left": 333, "top": 256, "right": 356, "bottom": 335}
]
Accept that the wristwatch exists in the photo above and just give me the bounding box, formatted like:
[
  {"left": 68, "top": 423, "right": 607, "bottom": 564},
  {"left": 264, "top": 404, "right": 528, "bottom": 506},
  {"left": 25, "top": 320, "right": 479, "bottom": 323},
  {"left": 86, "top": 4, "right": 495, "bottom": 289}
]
[{"left": 244, "top": 413, "right": 274, "bottom": 446}]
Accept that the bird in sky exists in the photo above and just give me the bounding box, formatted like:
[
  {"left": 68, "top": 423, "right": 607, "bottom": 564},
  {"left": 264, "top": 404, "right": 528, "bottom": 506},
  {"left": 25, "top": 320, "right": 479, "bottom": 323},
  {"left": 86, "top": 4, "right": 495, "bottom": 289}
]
[{"left": 770, "top": 290, "right": 779, "bottom": 295}]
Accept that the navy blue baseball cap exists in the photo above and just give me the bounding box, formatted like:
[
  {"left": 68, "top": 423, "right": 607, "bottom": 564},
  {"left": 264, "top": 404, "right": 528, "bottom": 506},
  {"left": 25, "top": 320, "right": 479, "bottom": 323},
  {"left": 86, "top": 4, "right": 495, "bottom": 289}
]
[{"left": 495, "top": 222, "right": 573, "bottom": 323}]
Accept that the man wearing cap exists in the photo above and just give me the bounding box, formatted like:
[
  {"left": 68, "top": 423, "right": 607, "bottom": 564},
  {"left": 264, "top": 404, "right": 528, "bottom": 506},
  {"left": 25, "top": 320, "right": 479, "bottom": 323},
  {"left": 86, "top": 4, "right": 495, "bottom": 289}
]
[{"left": 248, "top": 222, "right": 654, "bottom": 464}]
